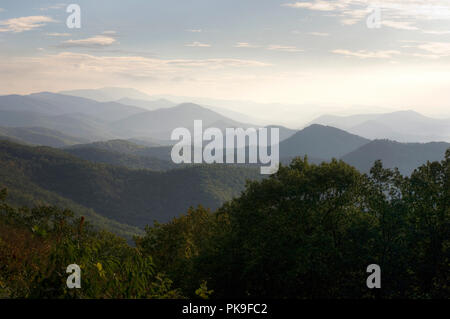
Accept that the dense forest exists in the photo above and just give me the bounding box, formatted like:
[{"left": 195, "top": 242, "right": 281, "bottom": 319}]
[
  {"left": 0, "top": 140, "right": 261, "bottom": 235},
  {"left": 1, "top": 149, "right": 448, "bottom": 298}
]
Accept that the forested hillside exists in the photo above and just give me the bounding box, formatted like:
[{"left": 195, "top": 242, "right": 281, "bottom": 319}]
[
  {"left": 1, "top": 149, "right": 448, "bottom": 299},
  {"left": 0, "top": 140, "right": 261, "bottom": 229},
  {"left": 342, "top": 139, "right": 450, "bottom": 175}
]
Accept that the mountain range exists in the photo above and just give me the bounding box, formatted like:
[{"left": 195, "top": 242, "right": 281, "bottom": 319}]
[
  {"left": 310, "top": 110, "right": 450, "bottom": 143},
  {"left": 0, "top": 140, "right": 261, "bottom": 232},
  {"left": 0, "top": 92, "right": 264, "bottom": 142},
  {"left": 0, "top": 89, "right": 448, "bottom": 176},
  {"left": 0, "top": 88, "right": 449, "bottom": 241}
]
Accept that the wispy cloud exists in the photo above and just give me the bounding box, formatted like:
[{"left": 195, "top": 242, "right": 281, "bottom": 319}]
[
  {"left": 382, "top": 20, "right": 419, "bottom": 31},
  {"left": 308, "top": 32, "right": 330, "bottom": 36},
  {"left": 185, "top": 42, "right": 211, "bottom": 47},
  {"left": 186, "top": 29, "right": 202, "bottom": 33},
  {"left": 400, "top": 40, "right": 450, "bottom": 58},
  {"left": 235, "top": 42, "right": 303, "bottom": 52},
  {"left": 234, "top": 42, "right": 260, "bottom": 48},
  {"left": 40, "top": 3, "right": 66, "bottom": 11},
  {"left": 60, "top": 36, "right": 117, "bottom": 48},
  {"left": 332, "top": 49, "right": 401, "bottom": 59},
  {"left": 47, "top": 32, "right": 70, "bottom": 37},
  {"left": 283, "top": 0, "right": 450, "bottom": 30},
  {"left": 0, "top": 16, "right": 56, "bottom": 33},
  {"left": 417, "top": 42, "right": 450, "bottom": 57},
  {"left": 283, "top": 1, "right": 345, "bottom": 11},
  {"left": 422, "top": 30, "right": 450, "bottom": 35},
  {"left": 0, "top": 52, "right": 270, "bottom": 84},
  {"left": 103, "top": 30, "right": 117, "bottom": 35},
  {"left": 267, "top": 45, "right": 303, "bottom": 52}
]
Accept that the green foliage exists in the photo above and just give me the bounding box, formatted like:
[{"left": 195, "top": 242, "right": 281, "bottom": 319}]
[
  {"left": 64, "top": 147, "right": 177, "bottom": 171},
  {"left": 1, "top": 137, "right": 448, "bottom": 299},
  {"left": 0, "top": 140, "right": 260, "bottom": 230},
  {"left": 195, "top": 281, "right": 214, "bottom": 299},
  {"left": 0, "top": 192, "right": 183, "bottom": 299},
  {"left": 138, "top": 152, "right": 449, "bottom": 299},
  {"left": 0, "top": 127, "right": 88, "bottom": 148}
]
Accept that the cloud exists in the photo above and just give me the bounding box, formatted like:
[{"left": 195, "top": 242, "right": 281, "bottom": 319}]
[
  {"left": 417, "top": 42, "right": 450, "bottom": 56},
  {"left": 40, "top": 3, "right": 66, "bottom": 11},
  {"left": 0, "top": 52, "right": 270, "bottom": 89},
  {"left": 282, "top": 1, "right": 450, "bottom": 30},
  {"left": 186, "top": 29, "right": 202, "bottom": 33},
  {"left": 103, "top": 30, "right": 117, "bottom": 35},
  {"left": 234, "top": 42, "right": 260, "bottom": 48},
  {"left": 332, "top": 49, "right": 401, "bottom": 59},
  {"left": 267, "top": 45, "right": 303, "bottom": 52},
  {"left": 422, "top": 30, "right": 450, "bottom": 35},
  {"left": 308, "top": 32, "right": 330, "bottom": 36},
  {"left": 0, "top": 8, "right": 4, "bottom": 12},
  {"left": 60, "top": 36, "right": 117, "bottom": 48},
  {"left": 21, "top": 51, "right": 270, "bottom": 72},
  {"left": 0, "top": 16, "right": 56, "bottom": 33},
  {"left": 283, "top": 1, "right": 345, "bottom": 11},
  {"left": 185, "top": 42, "right": 211, "bottom": 47},
  {"left": 382, "top": 20, "right": 419, "bottom": 30},
  {"left": 400, "top": 40, "right": 450, "bottom": 58},
  {"left": 47, "top": 32, "right": 71, "bottom": 37}
]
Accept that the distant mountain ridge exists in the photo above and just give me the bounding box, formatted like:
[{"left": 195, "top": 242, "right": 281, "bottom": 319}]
[
  {"left": 60, "top": 87, "right": 154, "bottom": 102},
  {"left": 112, "top": 102, "right": 255, "bottom": 140},
  {"left": 341, "top": 139, "right": 450, "bottom": 175},
  {"left": 0, "top": 127, "right": 88, "bottom": 147},
  {"left": 279, "top": 124, "right": 370, "bottom": 159},
  {"left": 0, "top": 92, "right": 260, "bottom": 142},
  {"left": 115, "top": 97, "right": 177, "bottom": 111},
  {"left": 310, "top": 110, "right": 450, "bottom": 143}
]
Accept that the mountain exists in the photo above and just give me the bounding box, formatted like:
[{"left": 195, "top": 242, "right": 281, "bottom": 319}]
[
  {"left": 0, "top": 93, "right": 152, "bottom": 140},
  {"left": 0, "top": 109, "right": 116, "bottom": 141},
  {"left": 0, "top": 127, "right": 88, "bottom": 147},
  {"left": 28, "top": 92, "right": 146, "bottom": 122},
  {"left": 341, "top": 139, "right": 450, "bottom": 175},
  {"left": 0, "top": 141, "right": 142, "bottom": 239},
  {"left": 0, "top": 140, "right": 261, "bottom": 228},
  {"left": 127, "top": 137, "right": 172, "bottom": 147},
  {"left": 310, "top": 110, "right": 450, "bottom": 143},
  {"left": 64, "top": 139, "right": 177, "bottom": 170},
  {"left": 266, "top": 125, "right": 297, "bottom": 142},
  {"left": 112, "top": 103, "right": 254, "bottom": 140},
  {"left": 66, "top": 139, "right": 150, "bottom": 154},
  {"left": 115, "top": 97, "right": 177, "bottom": 111},
  {"left": 60, "top": 87, "right": 154, "bottom": 102},
  {"left": 0, "top": 93, "right": 263, "bottom": 142},
  {"left": 64, "top": 147, "right": 178, "bottom": 171},
  {"left": 62, "top": 88, "right": 269, "bottom": 125},
  {"left": 0, "top": 93, "right": 146, "bottom": 122},
  {"left": 279, "top": 124, "right": 370, "bottom": 159}
]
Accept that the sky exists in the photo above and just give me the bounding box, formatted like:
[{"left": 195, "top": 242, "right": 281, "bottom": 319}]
[{"left": 1, "top": 0, "right": 450, "bottom": 124}]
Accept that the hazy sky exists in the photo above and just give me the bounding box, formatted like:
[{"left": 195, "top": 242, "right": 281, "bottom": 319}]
[{"left": 1, "top": 0, "right": 450, "bottom": 121}]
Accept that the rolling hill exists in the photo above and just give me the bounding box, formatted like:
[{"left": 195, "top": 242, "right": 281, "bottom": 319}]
[
  {"left": 115, "top": 97, "right": 177, "bottom": 111},
  {"left": 0, "top": 92, "right": 151, "bottom": 141},
  {"left": 64, "top": 140, "right": 178, "bottom": 171},
  {"left": 0, "top": 93, "right": 262, "bottom": 143},
  {"left": 279, "top": 124, "right": 370, "bottom": 159},
  {"left": 0, "top": 109, "right": 116, "bottom": 141},
  {"left": 112, "top": 102, "right": 254, "bottom": 140},
  {"left": 341, "top": 139, "right": 450, "bottom": 175},
  {"left": 60, "top": 87, "right": 154, "bottom": 102},
  {"left": 0, "top": 127, "right": 88, "bottom": 147},
  {"left": 0, "top": 140, "right": 261, "bottom": 229},
  {"left": 310, "top": 110, "right": 450, "bottom": 143}
]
